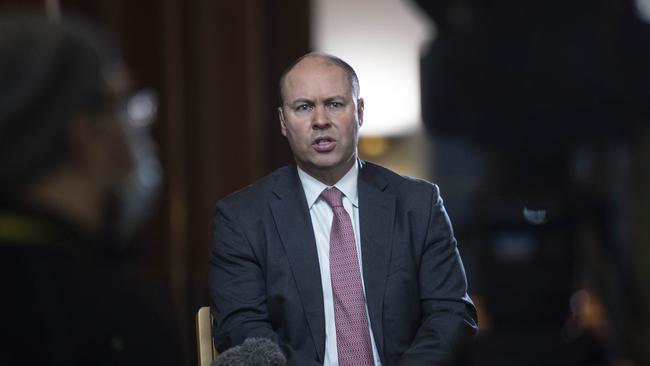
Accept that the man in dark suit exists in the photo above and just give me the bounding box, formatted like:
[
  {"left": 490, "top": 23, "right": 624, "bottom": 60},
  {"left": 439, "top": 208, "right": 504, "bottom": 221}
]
[{"left": 209, "top": 52, "right": 477, "bottom": 366}]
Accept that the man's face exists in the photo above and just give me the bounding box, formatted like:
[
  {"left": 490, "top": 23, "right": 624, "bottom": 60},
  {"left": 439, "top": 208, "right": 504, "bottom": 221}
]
[
  {"left": 279, "top": 57, "right": 363, "bottom": 185},
  {"left": 94, "top": 68, "right": 135, "bottom": 190},
  {"left": 94, "top": 68, "right": 162, "bottom": 241}
]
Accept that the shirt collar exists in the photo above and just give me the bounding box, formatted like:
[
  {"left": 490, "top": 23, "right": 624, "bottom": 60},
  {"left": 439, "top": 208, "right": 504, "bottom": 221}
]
[{"left": 297, "top": 161, "right": 359, "bottom": 209}]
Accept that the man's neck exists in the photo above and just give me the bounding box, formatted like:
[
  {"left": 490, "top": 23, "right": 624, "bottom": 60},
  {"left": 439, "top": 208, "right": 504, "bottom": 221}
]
[
  {"left": 24, "top": 168, "right": 106, "bottom": 235},
  {"left": 297, "top": 158, "right": 357, "bottom": 186}
]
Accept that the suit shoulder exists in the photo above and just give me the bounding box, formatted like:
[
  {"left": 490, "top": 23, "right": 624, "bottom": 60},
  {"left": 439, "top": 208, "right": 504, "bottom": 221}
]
[
  {"left": 215, "top": 165, "right": 291, "bottom": 210},
  {"left": 363, "top": 161, "right": 440, "bottom": 197}
]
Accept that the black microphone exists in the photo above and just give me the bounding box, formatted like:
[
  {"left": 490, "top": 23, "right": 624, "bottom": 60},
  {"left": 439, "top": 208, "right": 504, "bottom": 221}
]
[{"left": 213, "top": 337, "right": 287, "bottom": 366}]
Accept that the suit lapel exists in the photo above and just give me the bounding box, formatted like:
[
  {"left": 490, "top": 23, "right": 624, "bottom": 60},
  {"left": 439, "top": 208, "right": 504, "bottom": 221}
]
[
  {"left": 269, "top": 166, "right": 325, "bottom": 362},
  {"left": 358, "top": 161, "right": 395, "bottom": 363}
]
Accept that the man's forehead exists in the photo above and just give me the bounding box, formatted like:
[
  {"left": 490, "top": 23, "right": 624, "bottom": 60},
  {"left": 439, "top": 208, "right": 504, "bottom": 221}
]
[
  {"left": 291, "top": 54, "right": 338, "bottom": 70},
  {"left": 284, "top": 57, "right": 351, "bottom": 98}
]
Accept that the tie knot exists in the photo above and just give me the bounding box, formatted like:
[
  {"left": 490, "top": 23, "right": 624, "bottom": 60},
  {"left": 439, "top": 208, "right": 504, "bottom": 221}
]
[{"left": 320, "top": 187, "right": 344, "bottom": 208}]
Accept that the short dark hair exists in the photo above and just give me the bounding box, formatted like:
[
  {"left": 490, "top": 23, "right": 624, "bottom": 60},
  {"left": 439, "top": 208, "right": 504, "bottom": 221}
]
[
  {"left": 0, "top": 14, "right": 120, "bottom": 193},
  {"left": 278, "top": 52, "right": 360, "bottom": 105}
]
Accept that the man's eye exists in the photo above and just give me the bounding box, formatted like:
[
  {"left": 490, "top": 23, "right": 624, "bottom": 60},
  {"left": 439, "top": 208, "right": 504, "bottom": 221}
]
[
  {"left": 295, "top": 104, "right": 313, "bottom": 112},
  {"left": 326, "top": 102, "right": 343, "bottom": 109}
]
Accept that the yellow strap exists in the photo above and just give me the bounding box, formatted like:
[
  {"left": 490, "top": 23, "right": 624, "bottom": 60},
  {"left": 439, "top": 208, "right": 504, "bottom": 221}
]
[{"left": 0, "top": 214, "right": 56, "bottom": 244}]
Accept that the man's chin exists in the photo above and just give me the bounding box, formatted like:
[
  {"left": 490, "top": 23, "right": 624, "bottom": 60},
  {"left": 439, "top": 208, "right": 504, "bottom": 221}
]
[
  {"left": 298, "top": 157, "right": 356, "bottom": 177},
  {"left": 301, "top": 158, "right": 340, "bottom": 172}
]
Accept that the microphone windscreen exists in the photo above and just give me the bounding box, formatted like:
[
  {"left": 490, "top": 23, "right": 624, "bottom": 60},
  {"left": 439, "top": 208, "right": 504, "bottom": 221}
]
[{"left": 213, "top": 337, "right": 287, "bottom": 366}]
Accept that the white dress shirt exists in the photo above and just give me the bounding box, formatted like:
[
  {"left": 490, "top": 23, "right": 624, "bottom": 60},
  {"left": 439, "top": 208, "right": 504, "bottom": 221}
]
[{"left": 297, "top": 162, "right": 382, "bottom": 366}]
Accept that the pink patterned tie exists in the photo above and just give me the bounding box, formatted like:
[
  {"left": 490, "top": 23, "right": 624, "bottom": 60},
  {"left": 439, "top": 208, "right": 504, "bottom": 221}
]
[{"left": 320, "top": 187, "right": 374, "bottom": 366}]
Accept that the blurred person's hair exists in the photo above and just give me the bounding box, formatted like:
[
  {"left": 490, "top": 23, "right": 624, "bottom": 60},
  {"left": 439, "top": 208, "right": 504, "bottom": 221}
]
[{"left": 0, "top": 14, "right": 122, "bottom": 197}]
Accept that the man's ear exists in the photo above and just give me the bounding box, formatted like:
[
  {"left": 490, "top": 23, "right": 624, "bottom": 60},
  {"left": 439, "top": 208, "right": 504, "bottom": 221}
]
[
  {"left": 357, "top": 98, "right": 364, "bottom": 127},
  {"left": 278, "top": 107, "right": 287, "bottom": 137},
  {"left": 68, "top": 115, "right": 104, "bottom": 171},
  {"left": 68, "top": 114, "right": 131, "bottom": 182}
]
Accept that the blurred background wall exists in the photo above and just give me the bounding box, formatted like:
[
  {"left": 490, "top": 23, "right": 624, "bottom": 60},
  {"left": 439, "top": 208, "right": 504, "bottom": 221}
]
[{"left": 2, "top": 0, "right": 649, "bottom": 365}]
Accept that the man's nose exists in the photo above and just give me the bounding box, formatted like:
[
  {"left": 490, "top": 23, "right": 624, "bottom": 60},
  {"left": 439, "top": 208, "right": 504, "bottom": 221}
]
[{"left": 311, "top": 105, "right": 330, "bottom": 129}]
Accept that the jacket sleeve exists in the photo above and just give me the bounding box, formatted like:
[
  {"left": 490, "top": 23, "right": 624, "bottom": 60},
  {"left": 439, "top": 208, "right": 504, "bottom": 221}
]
[
  {"left": 208, "top": 200, "right": 320, "bottom": 366},
  {"left": 398, "top": 185, "right": 478, "bottom": 365}
]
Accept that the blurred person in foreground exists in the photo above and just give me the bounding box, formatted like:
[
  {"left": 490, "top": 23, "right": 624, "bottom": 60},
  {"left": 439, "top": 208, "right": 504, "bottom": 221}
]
[
  {"left": 209, "top": 52, "right": 477, "bottom": 366},
  {"left": 0, "top": 15, "right": 182, "bottom": 365}
]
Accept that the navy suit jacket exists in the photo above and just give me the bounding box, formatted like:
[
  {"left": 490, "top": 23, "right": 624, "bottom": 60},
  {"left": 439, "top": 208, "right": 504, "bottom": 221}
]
[{"left": 209, "top": 161, "right": 477, "bottom": 365}]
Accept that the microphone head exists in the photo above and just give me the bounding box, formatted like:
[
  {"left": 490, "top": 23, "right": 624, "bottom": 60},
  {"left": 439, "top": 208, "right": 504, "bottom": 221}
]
[{"left": 213, "top": 337, "right": 287, "bottom": 366}]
